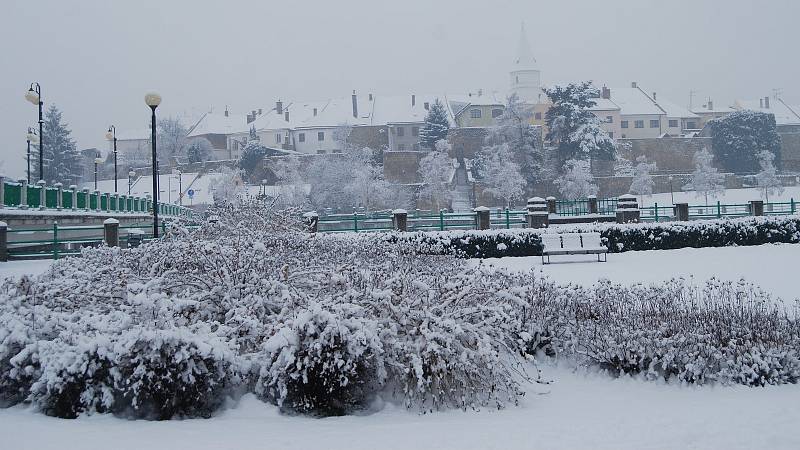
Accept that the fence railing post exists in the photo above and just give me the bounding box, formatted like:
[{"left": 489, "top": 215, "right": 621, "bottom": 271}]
[
  {"left": 505, "top": 207, "right": 511, "bottom": 229},
  {"left": 52, "top": 221, "right": 59, "bottom": 260},
  {"left": 18, "top": 179, "right": 28, "bottom": 209},
  {"left": 474, "top": 206, "right": 490, "bottom": 230},
  {"left": 654, "top": 202, "right": 659, "bottom": 222},
  {"left": 392, "top": 209, "right": 408, "bottom": 232},
  {"left": 54, "top": 183, "right": 63, "bottom": 210},
  {"left": 439, "top": 209, "right": 445, "bottom": 231},
  {"left": 0, "top": 221, "right": 7, "bottom": 262},
  {"left": 353, "top": 213, "right": 358, "bottom": 232},
  {"left": 37, "top": 180, "right": 46, "bottom": 210},
  {"left": 69, "top": 185, "right": 77, "bottom": 211},
  {"left": 716, "top": 201, "right": 722, "bottom": 219},
  {"left": 791, "top": 198, "right": 796, "bottom": 215}
]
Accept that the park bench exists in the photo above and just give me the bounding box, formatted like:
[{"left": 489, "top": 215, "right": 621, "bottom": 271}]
[{"left": 540, "top": 232, "right": 608, "bottom": 264}]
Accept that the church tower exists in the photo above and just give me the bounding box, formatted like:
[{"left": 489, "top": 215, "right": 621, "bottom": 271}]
[{"left": 509, "top": 23, "right": 542, "bottom": 104}]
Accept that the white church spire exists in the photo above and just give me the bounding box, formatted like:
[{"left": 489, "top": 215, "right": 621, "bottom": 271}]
[
  {"left": 509, "top": 22, "right": 542, "bottom": 103},
  {"left": 514, "top": 22, "right": 538, "bottom": 70}
]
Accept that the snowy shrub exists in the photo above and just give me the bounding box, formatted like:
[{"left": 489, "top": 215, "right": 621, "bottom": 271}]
[{"left": 256, "top": 303, "right": 385, "bottom": 416}]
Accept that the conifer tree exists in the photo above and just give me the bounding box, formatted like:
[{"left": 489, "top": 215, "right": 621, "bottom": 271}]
[
  {"left": 41, "top": 104, "right": 82, "bottom": 185},
  {"left": 419, "top": 99, "right": 450, "bottom": 150}
]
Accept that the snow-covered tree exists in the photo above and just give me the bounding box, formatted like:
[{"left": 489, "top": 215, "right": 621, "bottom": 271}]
[
  {"left": 755, "top": 150, "right": 783, "bottom": 202},
  {"left": 486, "top": 93, "right": 543, "bottom": 185},
  {"left": 419, "top": 99, "right": 450, "bottom": 150},
  {"left": 41, "top": 105, "right": 82, "bottom": 185},
  {"left": 417, "top": 139, "right": 455, "bottom": 210},
  {"left": 477, "top": 143, "right": 525, "bottom": 207},
  {"left": 187, "top": 138, "right": 213, "bottom": 164},
  {"left": 157, "top": 117, "right": 189, "bottom": 164},
  {"left": 683, "top": 148, "right": 725, "bottom": 205},
  {"left": 238, "top": 141, "right": 268, "bottom": 179},
  {"left": 208, "top": 167, "right": 245, "bottom": 206},
  {"left": 629, "top": 156, "right": 657, "bottom": 199},
  {"left": 554, "top": 159, "right": 598, "bottom": 200},
  {"left": 544, "top": 82, "right": 616, "bottom": 163},
  {"left": 332, "top": 124, "right": 354, "bottom": 152},
  {"left": 269, "top": 157, "right": 306, "bottom": 206},
  {"left": 710, "top": 110, "right": 781, "bottom": 173}
]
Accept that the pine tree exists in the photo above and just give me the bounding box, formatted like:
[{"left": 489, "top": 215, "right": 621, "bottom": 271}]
[
  {"left": 683, "top": 148, "right": 725, "bottom": 205},
  {"left": 419, "top": 99, "right": 450, "bottom": 150},
  {"left": 755, "top": 150, "right": 783, "bottom": 202},
  {"left": 554, "top": 159, "right": 598, "bottom": 200},
  {"left": 41, "top": 104, "right": 82, "bottom": 185},
  {"left": 544, "top": 82, "right": 615, "bottom": 163},
  {"left": 486, "top": 93, "right": 543, "bottom": 186},
  {"left": 477, "top": 143, "right": 525, "bottom": 207},
  {"left": 710, "top": 110, "right": 781, "bottom": 173},
  {"left": 187, "top": 139, "right": 213, "bottom": 164},
  {"left": 238, "top": 141, "right": 268, "bottom": 179},
  {"left": 629, "top": 155, "right": 657, "bottom": 199}
]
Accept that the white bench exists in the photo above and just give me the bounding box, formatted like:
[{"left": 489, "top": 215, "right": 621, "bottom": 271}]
[{"left": 540, "top": 232, "right": 608, "bottom": 264}]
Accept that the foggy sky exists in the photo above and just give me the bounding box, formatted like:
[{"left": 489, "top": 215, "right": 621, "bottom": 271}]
[{"left": 1, "top": 0, "right": 798, "bottom": 178}]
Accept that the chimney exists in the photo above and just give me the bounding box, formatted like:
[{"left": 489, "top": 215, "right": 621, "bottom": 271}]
[
  {"left": 351, "top": 90, "right": 358, "bottom": 118},
  {"left": 276, "top": 100, "right": 283, "bottom": 115},
  {"left": 707, "top": 100, "right": 713, "bottom": 110},
  {"left": 652, "top": 92, "right": 657, "bottom": 100},
  {"left": 368, "top": 93, "right": 373, "bottom": 101},
  {"left": 258, "top": 108, "right": 263, "bottom": 115},
  {"left": 313, "top": 107, "right": 318, "bottom": 116},
  {"left": 424, "top": 102, "right": 430, "bottom": 110},
  {"left": 412, "top": 94, "right": 416, "bottom": 107},
  {"left": 631, "top": 81, "right": 638, "bottom": 88},
  {"left": 284, "top": 111, "right": 290, "bottom": 122},
  {"left": 247, "top": 113, "right": 255, "bottom": 124},
  {"left": 224, "top": 107, "right": 229, "bottom": 117},
  {"left": 601, "top": 86, "right": 611, "bottom": 99},
  {"left": 760, "top": 98, "right": 764, "bottom": 108},
  {"left": 764, "top": 96, "right": 770, "bottom": 109},
  {"left": 251, "top": 110, "right": 256, "bottom": 119}
]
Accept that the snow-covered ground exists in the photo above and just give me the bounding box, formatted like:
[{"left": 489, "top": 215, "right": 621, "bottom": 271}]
[
  {"left": 640, "top": 185, "right": 800, "bottom": 206},
  {"left": 472, "top": 243, "right": 800, "bottom": 305},
  {"left": 0, "top": 259, "right": 54, "bottom": 280},
  {"left": 1, "top": 363, "right": 797, "bottom": 450}
]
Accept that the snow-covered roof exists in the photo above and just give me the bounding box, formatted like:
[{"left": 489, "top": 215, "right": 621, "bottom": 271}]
[
  {"left": 372, "top": 95, "right": 456, "bottom": 125},
  {"left": 691, "top": 103, "right": 737, "bottom": 115},
  {"left": 293, "top": 95, "right": 374, "bottom": 129},
  {"left": 587, "top": 98, "right": 620, "bottom": 112},
  {"left": 654, "top": 98, "right": 699, "bottom": 119},
  {"left": 446, "top": 92, "right": 505, "bottom": 107},
  {"left": 734, "top": 98, "right": 800, "bottom": 125},
  {"left": 187, "top": 111, "right": 249, "bottom": 137},
  {"left": 606, "top": 87, "right": 664, "bottom": 116}
]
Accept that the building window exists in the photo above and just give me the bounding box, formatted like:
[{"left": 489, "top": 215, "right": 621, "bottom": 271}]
[
  {"left": 608, "top": 132, "right": 614, "bottom": 139},
  {"left": 606, "top": 116, "right": 613, "bottom": 123},
  {"left": 276, "top": 133, "right": 281, "bottom": 143},
  {"left": 412, "top": 126, "right": 419, "bottom": 136},
  {"left": 317, "top": 131, "right": 325, "bottom": 141},
  {"left": 668, "top": 119, "right": 679, "bottom": 128},
  {"left": 332, "top": 149, "right": 342, "bottom": 154},
  {"left": 534, "top": 112, "right": 542, "bottom": 120},
  {"left": 298, "top": 133, "right": 305, "bottom": 143},
  {"left": 491, "top": 108, "right": 503, "bottom": 118},
  {"left": 621, "top": 120, "right": 629, "bottom": 128},
  {"left": 470, "top": 109, "right": 482, "bottom": 119},
  {"left": 650, "top": 119, "right": 660, "bottom": 128},
  {"left": 398, "top": 143, "right": 406, "bottom": 151},
  {"left": 397, "top": 127, "right": 405, "bottom": 137},
  {"left": 317, "top": 150, "right": 326, "bottom": 154},
  {"left": 412, "top": 143, "right": 420, "bottom": 151},
  {"left": 634, "top": 120, "right": 644, "bottom": 128},
  {"left": 686, "top": 121, "right": 697, "bottom": 129}
]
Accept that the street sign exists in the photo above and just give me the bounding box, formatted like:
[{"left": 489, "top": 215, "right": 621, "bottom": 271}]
[{"left": 187, "top": 189, "right": 195, "bottom": 199}]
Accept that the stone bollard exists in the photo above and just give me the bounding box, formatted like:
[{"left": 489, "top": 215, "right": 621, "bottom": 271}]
[
  {"left": 103, "top": 218, "right": 120, "bottom": 247},
  {"left": 69, "top": 185, "right": 78, "bottom": 211},
  {"left": 587, "top": 195, "right": 598, "bottom": 214},
  {"left": 0, "top": 221, "right": 7, "bottom": 262},
  {"left": 303, "top": 211, "right": 319, "bottom": 233},
  {"left": 616, "top": 194, "right": 641, "bottom": 224},
  {"left": 54, "top": 183, "right": 63, "bottom": 210},
  {"left": 82, "top": 188, "right": 91, "bottom": 211},
  {"left": 18, "top": 179, "right": 28, "bottom": 209},
  {"left": 94, "top": 190, "right": 101, "bottom": 212},
  {"left": 37, "top": 180, "right": 46, "bottom": 210},
  {"left": 546, "top": 196, "right": 557, "bottom": 214},
  {"left": 120, "top": 195, "right": 127, "bottom": 213},
  {"left": 749, "top": 200, "right": 764, "bottom": 216},
  {"left": 392, "top": 209, "right": 408, "bottom": 232},
  {"left": 474, "top": 206, "right": 490, "bottom": 230},
  {"left": 104, "top": 193, "right": 111, "bottom": 212},
  {"left": 674, "top": 203, "right": 689, "bottom": 221},
  {"left": 526, "top": 197, "right": 549, "bottom": 228},
  {"left": 0, "top": 176, "right": 5, "bottom": 209}
]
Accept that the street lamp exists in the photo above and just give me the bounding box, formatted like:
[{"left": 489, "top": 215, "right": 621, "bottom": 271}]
[
  {"left": 145, "top": 92, "right": 162, "bottom": 238},
  {"left": 128, "top": 169, "right": 136, "bottom": 195},
  {"left": 175, "top": 170, "right": 183, "bottom": 206},
  {"left": 106, "top": 126, "right": 118, "bottom": 193},
  {"left": 94, "top": 154, "right": 103, "bottom": 190},
  {"left": 668, "top": 175, "right": 675, "bottom": 204},
  {"left": 26, "top": 128, "right": 39, "bottom": 184},
  {"left": 25, "top": 83, "right": 44, "bottom": 182}
]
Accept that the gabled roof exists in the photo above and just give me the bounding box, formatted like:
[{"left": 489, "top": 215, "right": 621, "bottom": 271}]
[
  {"left": 372, "top": 94, "right": 456, "bottom": 125},
  {"left": 734, "top": 98, "right": 800, "bottom": 125},
  {"left": 293, "top": 95, "right": 374, "bottom": 129},
  {"left": 691, "top": 104, "right": 737, "bottom": 115},
  {"left": 654, "top": 98, "right": 699, "bottom": 119},
  {"left": 606, "top": 87, "right": 664, "bottom": 116},
  {"left": 587, "top": 98, "right": 620, "bottom": 112},
  {"left": 187, "top": 111, "right": 249, "bottom": 137}
]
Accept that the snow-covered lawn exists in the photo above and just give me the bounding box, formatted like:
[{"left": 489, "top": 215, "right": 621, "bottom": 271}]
[
  {"left": 0, "top": 259, "right": 54, "bottom": 280},
  {"left": 641, "top": 185, "right": 800, "bottom": 206},
  {"left": 1, "top": 363, "right": 797, "bottom": 450}
]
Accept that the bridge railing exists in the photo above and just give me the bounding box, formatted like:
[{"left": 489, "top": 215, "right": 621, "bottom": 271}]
[{"left": 0, "top": 177, "right": 195, "bottom": 220}]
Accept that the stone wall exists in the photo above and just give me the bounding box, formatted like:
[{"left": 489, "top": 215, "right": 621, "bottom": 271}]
[
  {"left": 615, "top": 137, "right": 713, "bottom": 174},
  {"left": 779, "top": 131, "right": 800, "bottom": 172},
  {"left": 383, "top": 151, "right": 426, "bottom": 183},
  {"left": 448, "top": 128, "right": 488, "bottom": 160}
]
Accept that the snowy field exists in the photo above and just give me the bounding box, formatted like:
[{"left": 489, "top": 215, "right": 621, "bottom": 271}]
[
  {"left": 1, "top": 244, "right": 799, "bottom": 450},
  {"left": 1, "top": 363, "right": 798, "bottom": 450},
  {"left": 640, "top": 185, "right": 800, "bottom": 206}
]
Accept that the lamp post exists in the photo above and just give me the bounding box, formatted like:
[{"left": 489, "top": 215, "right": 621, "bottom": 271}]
[
  {"left": 145, "top": 92, "right": 162, "bottom": 238},
  {"left": 25, "top": 83, "right": 44, "bottom": 182},
  {"left": 106, "top": 126, "right": 118, "bottom": 193},
  {"left": 26, "top": 128, "right": 39, "bottom": 184},
  {"left": 128, "top": 170, "right": 136, "bottom": 195},
  {"left": 668, "top": 175, "right": 675, "bottom": 204},
  {"left": 94, "top": 154, "right": 103, "bottom": 190},
  {"left": 175, "top": 170, "right": 183, "bottom": 206}
]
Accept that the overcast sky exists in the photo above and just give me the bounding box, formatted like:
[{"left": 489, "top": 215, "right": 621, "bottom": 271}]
[{"left": 1, "top": 0, "right": 797, "bottom": 178}]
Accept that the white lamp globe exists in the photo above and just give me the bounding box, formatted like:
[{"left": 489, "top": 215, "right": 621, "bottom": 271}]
[
  {"left": 144, "top": 92, "right": 162, "bottom": 107},
  {"left": 25, "top": 88, "right": 40, "bottom": 105},
  {"left": 94, "top": 157, "right": 104, "bottom": 164},
  {"left": 128, "top": 170, "right": 136, "bottom": 178},
  {"left": 105, "top": 130, "right": 114, "bottom": 140},
  {"left": 27, "top": 131, "right": 38, "bottom": 143}
]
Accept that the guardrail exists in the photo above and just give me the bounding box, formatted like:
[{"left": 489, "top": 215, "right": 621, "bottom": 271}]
[
  {"left": 640, "top": 200, "right": 796, "bottom": 222},
  {"left": 0, "top": 177, "right": 195, "bottom": 220}
]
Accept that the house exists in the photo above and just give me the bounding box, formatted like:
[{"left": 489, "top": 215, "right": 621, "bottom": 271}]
[
  {"left": 289, "top": 92, "right": 376, "bottom": 154},
  {"left": 113, "top": 128, "right": 151, "bottom": 165},
  {"left": 186, "top": 108, "right": 249, "bottom": 161},
  {"left": 691, "top": 100, "right": 736, "bottom": 129},
  {"left": 733, "top": 96, "right": 800, "bottom": 127},
  {"left": 447, "top": 91, "right": 506, "bottom": 128},
  {"left": 602, "top": 84, "right": 666, "bottom": 139},
  {"left": 373, "top": 94, "right": 456, "bottom": 151},
  {"left": 649, "top": 95, "right": 701, "bottom": 135},
  {"left": 588, "top": 90, "right": 622, "bottom": 140}
]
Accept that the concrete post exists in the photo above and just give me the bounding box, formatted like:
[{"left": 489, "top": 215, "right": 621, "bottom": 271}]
[
  {"left": 94, "top": 190, "right": 101, "bottom": 212},
  {"left": 616, "top": 194, "right": 641, "bottom": 224},
  {"left": 546, "top": 196, "right": 557, "bottom": 214},
  {"left": 0, "top": 176, "right": 5, "bottom": 209},
  {"left": 37, "top": 180, "right": 46, "bottom": 210},
  {"left": 146, "top": 194, "right": 152, "bottom": 214},
  {"left": 82, "top": 188, "right": 91, "bottom": 211},
  {"left": 54, "top": 183, "right": 64, "bottom": 210},
  {"left": 18, "top": 179, "right": 28, "bottom": 209},
  {"left": 303, "top": 211, "right": 319, "bottom": 233},
  {"left": 526, "top": 197, "right": 549, "bottom": 228},
  {"left": 392, "top": 209, "right": 408, "bottom": 231},
  {"left": 103, "top": 218, "right": 120, "bottom": 247},
  {"left": 587, "top": 195, "right": 598, "bottom": 214},
  {"left": 120, "top": 195, "right": 127, "bottom": 213},
  {"left": 674, "top": 203, "right": 689, "bottom": 221},
  {"left": 0, "top": 221, "right": 7, "bottom": 262},
  {"left": 69, "top": 185, "right": 77, "bottom": 211},
  {"left": 474, "top": 206, "right": 490, "bottom": 230},
  {"left": 104, "top": 193, "right": 111, "bottom": 212},
  {"left": 749, "top": 200, "right": 764, "bottom": 216}
]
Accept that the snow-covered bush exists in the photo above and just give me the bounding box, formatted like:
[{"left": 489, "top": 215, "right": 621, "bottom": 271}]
[{"left": 256, "top": 303, "right": 384, "bottom": 416}]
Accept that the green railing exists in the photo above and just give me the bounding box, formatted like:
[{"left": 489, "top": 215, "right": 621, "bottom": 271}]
[{"left": 640, "top": 199, "right": 796, "bottom": 222}]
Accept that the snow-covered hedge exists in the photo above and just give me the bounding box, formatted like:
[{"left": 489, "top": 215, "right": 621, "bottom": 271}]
[{"left": 0, "top": 201, "right": 798, "bottom": 420}]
